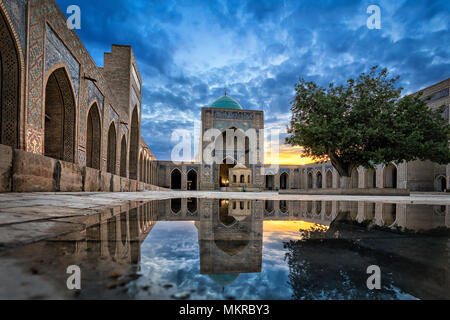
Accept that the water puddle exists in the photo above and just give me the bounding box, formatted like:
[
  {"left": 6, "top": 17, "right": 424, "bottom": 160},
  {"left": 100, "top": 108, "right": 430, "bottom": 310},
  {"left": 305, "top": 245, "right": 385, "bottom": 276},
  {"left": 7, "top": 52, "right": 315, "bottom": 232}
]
[{"left": 0, "top": 198, "right": 449, "bottom": 299}]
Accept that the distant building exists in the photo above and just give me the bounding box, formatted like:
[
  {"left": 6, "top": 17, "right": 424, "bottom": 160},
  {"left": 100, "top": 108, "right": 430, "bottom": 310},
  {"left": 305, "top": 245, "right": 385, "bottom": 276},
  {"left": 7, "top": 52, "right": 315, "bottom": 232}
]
[{"left": 155, "top": 79, "right": 450, "bottom": 192}]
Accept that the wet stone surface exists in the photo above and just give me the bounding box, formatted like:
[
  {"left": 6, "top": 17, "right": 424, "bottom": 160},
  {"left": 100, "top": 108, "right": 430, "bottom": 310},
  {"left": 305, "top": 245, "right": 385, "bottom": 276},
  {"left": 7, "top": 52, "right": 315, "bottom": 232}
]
[{"left": 0, "top": 195, "right": 449, "bottom": 300}]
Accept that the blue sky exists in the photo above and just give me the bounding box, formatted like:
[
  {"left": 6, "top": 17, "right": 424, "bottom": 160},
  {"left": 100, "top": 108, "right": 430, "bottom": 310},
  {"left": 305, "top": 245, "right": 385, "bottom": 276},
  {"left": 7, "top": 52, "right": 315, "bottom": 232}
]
[{"left": 56, "top": 0, "right": 450, "bottom": 160}]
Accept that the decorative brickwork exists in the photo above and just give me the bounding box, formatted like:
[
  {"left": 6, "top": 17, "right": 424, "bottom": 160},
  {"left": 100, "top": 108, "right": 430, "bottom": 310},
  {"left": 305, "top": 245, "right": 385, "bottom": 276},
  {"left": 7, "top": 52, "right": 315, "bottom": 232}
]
[{"left": 0, "top": 9, "right": 20, "bottom": 148}]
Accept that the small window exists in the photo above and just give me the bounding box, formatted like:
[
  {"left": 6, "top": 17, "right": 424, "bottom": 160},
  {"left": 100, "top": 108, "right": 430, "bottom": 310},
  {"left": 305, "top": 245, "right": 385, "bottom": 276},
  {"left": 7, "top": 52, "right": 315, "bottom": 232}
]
[
  {"left": 240, "top": 201, "right": 244, "bottom": 210},
  {"left": 240, "top": 175, "right": 245, "bottom": 183},
  {"left": 233, "top": 175, "right": 237, "bottom": 183}
]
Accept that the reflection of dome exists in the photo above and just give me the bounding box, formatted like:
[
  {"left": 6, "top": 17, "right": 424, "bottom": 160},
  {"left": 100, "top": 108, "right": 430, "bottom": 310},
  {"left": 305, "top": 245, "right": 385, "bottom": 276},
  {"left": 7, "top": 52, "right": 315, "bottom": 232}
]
[
  {"left": 211, "top": 95, "right": 243, "bottom": 110},
  {"left": 214, "top": 239, "right": 249, "bottom": 256},
  {"left": 208, "top": 273, "right": 240, "bottom": 287}
]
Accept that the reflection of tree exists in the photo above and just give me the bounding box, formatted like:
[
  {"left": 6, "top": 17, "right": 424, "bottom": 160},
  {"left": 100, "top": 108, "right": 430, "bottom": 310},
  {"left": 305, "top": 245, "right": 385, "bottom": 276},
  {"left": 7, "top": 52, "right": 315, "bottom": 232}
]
[{"left": 283, "top": 226, "right": 402, "bottom": 300}]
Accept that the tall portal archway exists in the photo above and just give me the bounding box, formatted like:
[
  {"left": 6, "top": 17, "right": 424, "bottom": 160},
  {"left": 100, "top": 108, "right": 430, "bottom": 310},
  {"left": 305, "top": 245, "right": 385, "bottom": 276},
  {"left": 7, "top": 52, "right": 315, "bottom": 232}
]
[
  {"left": 86, "top": 103, "right": 101, "bottom": 169},
  {"left": 316, "top": 172, "right": 322, "bottom": 188},
  {"left": 326, "top": 170, "right": 333, "bottom": 188},
  {"left": 307, "top": 172, "right": 313, "bottom": 189},
  {"left": 365, "top": 168, "right": 376, "bottom": 188},
  {"left": 384, "top": 164, "right": 398, "bottom": 188},
  {"left": 44, "top": 67, "right": 76, "bottom": 162},
  {"left": 280, "top": 172, "right": 289, "bottom": 190},
  {"left": 171, "top": 168, "right": 182, "bottom": 189},
  {"left": 106, "top": 123, "right": 116, "bottom": 174},
  {"left": 351, "top": 168, "right": 359, "bottom": 188},
  {"left": 0, "top": 9, "right": 20, "bottom": 148},
  {"left": 187, "top": 169, "right": 197, "bottom": 190},
  {"left": 129, "top": 106, "right": 139, "bottom": 179},
  {"left": 120, "top": 135, "right": 127, "bottom": 177}
]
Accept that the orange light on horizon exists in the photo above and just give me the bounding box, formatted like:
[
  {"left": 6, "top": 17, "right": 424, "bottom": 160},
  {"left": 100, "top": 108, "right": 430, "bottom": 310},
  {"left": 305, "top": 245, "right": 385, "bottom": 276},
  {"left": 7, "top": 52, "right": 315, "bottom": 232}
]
[{"left": 265, "top": 144, "right": 319, "bottom": 165}]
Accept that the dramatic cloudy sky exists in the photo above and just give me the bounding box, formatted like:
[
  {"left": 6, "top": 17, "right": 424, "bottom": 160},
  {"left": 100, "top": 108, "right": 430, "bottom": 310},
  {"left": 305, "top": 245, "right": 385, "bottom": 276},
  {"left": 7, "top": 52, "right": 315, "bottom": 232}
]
[{"left": 56, "top": 0, "right": 450, "bottom": 162}]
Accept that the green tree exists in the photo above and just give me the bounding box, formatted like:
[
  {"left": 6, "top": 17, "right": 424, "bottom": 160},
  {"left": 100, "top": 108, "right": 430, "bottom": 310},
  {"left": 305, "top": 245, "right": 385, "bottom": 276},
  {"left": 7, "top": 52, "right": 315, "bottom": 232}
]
[{"left": 286, "top": 67, "right": 450, "bottom": 188}]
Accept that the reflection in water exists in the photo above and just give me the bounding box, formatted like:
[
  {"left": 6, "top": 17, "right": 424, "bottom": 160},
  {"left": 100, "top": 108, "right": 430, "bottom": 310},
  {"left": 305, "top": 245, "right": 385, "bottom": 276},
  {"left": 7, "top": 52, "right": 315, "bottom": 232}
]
[{"left": 2, "top": 199, "right": 449, "bottom": 300}]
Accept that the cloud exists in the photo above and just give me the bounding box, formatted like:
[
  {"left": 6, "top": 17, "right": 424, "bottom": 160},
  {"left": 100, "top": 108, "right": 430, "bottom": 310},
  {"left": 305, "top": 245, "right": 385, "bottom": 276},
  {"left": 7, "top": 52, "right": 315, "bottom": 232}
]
[{"left": 56, "top": 0, "right": 450, "bottom": 161}]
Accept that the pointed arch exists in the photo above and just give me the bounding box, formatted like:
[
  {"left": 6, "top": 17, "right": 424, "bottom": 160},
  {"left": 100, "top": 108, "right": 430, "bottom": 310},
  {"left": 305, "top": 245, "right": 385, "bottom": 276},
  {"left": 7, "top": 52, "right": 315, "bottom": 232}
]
[
  {"left": 129, "top": 106, "right": 139, "bottom": 179},
  {"left": 171, "top": 168, "right": 182, "bottom": 189},
  {"left": 187, "top": 169, "right": 198, "bottom": 190},
  {"left": 326, "top": 169, "right": 333, "bottom": 188},
  {"left": 120, "top": 135, "right": 127, "bottom": 177},
  {"left": 307, "top": 171, "right": 313, "bottom": 189},
  {"left": 365, "top": 168, "right": 376, "bottom": 188},
  {"left": 383, "top": 163, "right": 398, "bottom": 188},
  {"left": 138, "top": 151, "right": 143, "bottom": 181},
  {"left": 351, "top": 168, "right": 359, "bottom": 188},
  {"left": 280, "top": 172, "right": 289, "bottom": 190},
  {"left": 44, "top": 66, "right": 76, "bottom": 162},
  {"left": 316, "top": 171, "right": 322, "bottom": 188},
  {"left": 106, "top": 122, "right": 117, "bottom": 174},
  {"left": 86, "top": 102, "right": 101, "bottom": 169}
]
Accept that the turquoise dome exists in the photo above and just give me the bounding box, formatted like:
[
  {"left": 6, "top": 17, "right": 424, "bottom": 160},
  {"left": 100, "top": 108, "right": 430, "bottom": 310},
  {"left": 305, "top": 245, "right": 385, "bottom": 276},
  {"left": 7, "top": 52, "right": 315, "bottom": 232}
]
[{"left": 211, "top": 95, "right": 243, "bottom": 110}]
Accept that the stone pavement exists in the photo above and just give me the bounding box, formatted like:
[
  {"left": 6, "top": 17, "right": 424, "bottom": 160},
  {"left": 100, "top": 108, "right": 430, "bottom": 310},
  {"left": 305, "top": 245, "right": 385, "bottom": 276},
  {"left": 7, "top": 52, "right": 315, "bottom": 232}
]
[{"left": 0, "top": 190, "right": 449, "bottom": 248}]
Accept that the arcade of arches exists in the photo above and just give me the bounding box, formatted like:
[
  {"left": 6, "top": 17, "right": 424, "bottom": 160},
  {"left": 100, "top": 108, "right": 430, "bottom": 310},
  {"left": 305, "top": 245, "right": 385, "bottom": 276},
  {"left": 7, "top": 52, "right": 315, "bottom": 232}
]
[{"left": 0, "top": 2, "right": 161, "bottom": 192}]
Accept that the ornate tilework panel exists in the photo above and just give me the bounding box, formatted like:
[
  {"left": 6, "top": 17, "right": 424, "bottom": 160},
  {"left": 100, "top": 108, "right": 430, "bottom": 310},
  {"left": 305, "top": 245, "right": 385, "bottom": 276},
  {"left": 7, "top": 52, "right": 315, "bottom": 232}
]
[
  {"left": 45, "top": 24, "right": 80, "bottom": 99},
  {"left": 27, "top": 0, "right": 45, "bottom": 129},
  {"left": 109, "top": 104, "right": 119, "bottom": 125},
  {"left": 213, "top": 120, "right": 254, "bottom": 131},
  {"left": 88, "top": 80, "right": 103, "bottom": 114},
  {"left": 78, "top": 148, "right": 86, "bottom": 167},
  {"left": 2, "top": 0, "right": 27, "bottom": 55}
]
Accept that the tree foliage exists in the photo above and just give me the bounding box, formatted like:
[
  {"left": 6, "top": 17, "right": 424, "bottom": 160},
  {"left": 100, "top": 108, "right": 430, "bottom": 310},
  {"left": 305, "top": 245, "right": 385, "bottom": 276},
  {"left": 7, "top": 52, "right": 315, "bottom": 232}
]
[{"left": 286, "top": 67, "right": 450, "bottom": 177}]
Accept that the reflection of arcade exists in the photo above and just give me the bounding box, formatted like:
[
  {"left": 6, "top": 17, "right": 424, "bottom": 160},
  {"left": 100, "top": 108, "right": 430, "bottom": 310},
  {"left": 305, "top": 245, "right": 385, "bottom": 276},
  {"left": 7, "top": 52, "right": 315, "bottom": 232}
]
[{"left": 79, "top": 202, "right": 158, "bottom": 264}]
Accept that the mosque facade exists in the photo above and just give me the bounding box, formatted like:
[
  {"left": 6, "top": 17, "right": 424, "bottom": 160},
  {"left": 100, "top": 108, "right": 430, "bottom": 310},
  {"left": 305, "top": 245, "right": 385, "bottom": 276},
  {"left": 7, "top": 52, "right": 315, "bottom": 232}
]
[{"left": 155, "top": 78, "right": 450, "bottom": 193}]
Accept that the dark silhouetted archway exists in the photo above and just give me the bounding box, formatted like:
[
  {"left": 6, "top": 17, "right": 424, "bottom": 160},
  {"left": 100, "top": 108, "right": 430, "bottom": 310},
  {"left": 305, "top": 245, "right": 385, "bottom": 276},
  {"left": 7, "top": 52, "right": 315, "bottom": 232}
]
[
  {"left": 44, "top": 67, "right": 75, "bottom": 162},
  {"left": 280, "top": 172, "right": 289, "bottom": 190},
  {"left": 187, "top": 169, "right": 197, "bottom": 190},
  {"left": 171, "top": 169, "right": 182, "bottom": 189},
  {"left": 129, "top": 106, "right": 139, "bottom": 179},
  {"left": 86, "top": 103, "right": 101, "bottom": 169},
  {"left": 107, "top": 123, "right": 116, "bottom": 174},
  {"left": 120, "top": 135, "right": 127, "bottom": 177}
]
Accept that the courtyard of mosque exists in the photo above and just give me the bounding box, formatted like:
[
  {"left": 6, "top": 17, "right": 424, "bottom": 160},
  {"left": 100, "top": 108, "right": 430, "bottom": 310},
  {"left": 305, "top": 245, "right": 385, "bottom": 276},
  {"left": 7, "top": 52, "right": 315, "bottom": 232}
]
[{"left": 0, "top": 0, "right": 449, "bottom": 300}]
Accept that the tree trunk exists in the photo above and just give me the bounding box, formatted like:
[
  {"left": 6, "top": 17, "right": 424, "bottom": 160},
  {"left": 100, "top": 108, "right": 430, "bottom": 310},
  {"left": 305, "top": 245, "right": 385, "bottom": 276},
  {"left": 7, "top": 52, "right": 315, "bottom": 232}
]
[
  {"left": 328, "top": 152, "right": 354, "bottom": 189},
  {"left": 339, "top": 176, "right": 351, "bottom": 189}
]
